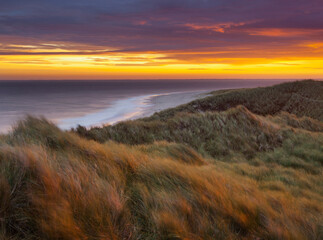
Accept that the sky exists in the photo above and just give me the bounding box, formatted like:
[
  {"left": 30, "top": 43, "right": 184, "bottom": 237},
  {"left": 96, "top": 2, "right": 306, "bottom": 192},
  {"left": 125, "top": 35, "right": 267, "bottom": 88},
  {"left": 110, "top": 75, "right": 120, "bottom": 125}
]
[{"left": 0, "top": 0, "right": 322, "bottom": 80}]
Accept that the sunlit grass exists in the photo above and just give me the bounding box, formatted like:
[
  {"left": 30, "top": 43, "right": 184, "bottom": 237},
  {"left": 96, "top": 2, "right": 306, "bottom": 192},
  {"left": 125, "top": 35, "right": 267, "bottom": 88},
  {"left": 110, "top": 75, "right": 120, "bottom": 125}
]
[{"left": 1, "top": 80, "right": 322, "bottom": 239}]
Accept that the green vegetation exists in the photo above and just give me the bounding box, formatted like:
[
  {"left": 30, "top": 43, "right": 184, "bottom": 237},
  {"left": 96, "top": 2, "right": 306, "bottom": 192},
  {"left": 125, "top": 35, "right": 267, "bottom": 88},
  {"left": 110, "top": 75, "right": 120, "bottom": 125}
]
[
  {"left": 145, "top": 80, "right": 323, "bottom": 122},
  {"left": 1, "top": 80, "right": 322, "bottom": 239},
  {"left": 76, "top": 80, "right": 323, "bottom": 160}
]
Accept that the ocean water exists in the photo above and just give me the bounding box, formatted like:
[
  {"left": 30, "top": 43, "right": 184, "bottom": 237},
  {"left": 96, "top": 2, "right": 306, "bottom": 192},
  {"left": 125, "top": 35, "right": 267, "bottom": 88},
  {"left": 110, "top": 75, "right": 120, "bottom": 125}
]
[{"left": 0, "top": 79, "right": 289, "bottom": 132}]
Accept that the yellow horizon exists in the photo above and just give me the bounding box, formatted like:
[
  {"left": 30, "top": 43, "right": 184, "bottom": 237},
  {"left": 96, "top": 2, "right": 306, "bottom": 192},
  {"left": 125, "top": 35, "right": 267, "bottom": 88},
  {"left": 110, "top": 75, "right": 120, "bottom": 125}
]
[{"left": 1, "top": 44, "right": 323, "bottom": 80}]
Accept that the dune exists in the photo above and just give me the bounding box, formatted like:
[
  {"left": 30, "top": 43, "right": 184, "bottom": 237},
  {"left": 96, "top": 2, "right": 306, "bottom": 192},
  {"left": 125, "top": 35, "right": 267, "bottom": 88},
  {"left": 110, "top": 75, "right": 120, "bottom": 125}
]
[{"left": 1, "top": 80, "right": 322, "bottom": 240}]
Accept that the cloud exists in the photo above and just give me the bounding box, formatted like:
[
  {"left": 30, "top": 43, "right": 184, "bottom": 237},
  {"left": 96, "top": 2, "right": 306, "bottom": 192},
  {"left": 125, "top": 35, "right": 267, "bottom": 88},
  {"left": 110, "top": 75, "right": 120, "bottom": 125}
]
[
  {"left": 246, "top": 28, "right": 323, "bottom": 37},
  {"left": 0, "top": 0, "right": 322, "bottom": 65},
  {"left": 184, "top": 22, "right": 247, "bottom": 33}
]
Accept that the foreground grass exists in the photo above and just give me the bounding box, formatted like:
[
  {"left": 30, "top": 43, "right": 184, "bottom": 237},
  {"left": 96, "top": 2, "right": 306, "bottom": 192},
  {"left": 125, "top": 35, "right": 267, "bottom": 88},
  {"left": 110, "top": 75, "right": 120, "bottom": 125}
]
[
  {"left": 1, "top": 80, "right": 322, "bottom": 239},
  {"left": 1, "top": 115, "right": 322, "bottom": 239}
]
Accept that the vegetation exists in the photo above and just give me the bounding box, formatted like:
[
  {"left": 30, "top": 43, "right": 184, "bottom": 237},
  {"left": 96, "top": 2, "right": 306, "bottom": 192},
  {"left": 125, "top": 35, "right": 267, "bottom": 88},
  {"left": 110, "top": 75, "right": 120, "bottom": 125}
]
[
  {"left": 144, "top": 80, "right": 323, "bottom": 122},
  {"left": 76, "top": 80, "right": 323, "bottom": 159},
  {"left": 1, "top": 80, "right": 322, "bottom": 239}
]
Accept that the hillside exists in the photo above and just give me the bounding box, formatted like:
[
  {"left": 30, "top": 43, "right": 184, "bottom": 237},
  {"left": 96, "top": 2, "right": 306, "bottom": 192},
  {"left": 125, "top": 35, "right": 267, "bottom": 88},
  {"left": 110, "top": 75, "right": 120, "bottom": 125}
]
[
  {"left": 76, "top": 80, "right": 323, "bottom": 156},
  {"left": 145, "top": 80, "right": 323, "bottom": 122},
  {"left": 0, "top": 80, "right": 322, "bottom": 239}
]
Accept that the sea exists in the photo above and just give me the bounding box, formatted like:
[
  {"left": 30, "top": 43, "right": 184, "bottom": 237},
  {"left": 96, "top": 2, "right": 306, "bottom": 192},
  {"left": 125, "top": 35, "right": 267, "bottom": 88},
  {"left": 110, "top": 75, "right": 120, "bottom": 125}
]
[{"left": 0, "top": 79, "right": 291, "bottom": 133}]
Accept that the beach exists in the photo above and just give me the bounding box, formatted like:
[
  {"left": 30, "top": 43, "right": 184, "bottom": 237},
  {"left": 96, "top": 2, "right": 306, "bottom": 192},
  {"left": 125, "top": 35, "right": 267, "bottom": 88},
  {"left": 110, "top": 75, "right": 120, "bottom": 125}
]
[
  {"left": 0, "top": 80, "right": 286, "bottom": 133},
  {"left": 58, "top": 90, "right": 209, "bottom": 130}
]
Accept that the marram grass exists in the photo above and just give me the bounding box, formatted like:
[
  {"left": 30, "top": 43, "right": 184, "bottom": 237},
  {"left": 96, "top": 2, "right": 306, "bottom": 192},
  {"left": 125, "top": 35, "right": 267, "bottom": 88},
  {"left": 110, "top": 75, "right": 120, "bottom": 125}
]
[{"left": 1, "top": 80, "right": 322, "bottom": 239}]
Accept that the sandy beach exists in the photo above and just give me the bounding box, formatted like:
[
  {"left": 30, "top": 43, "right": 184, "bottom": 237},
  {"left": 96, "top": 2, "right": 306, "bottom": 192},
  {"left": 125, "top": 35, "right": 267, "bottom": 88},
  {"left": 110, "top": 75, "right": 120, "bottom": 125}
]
[
  {"left": 56, "top": 90, "right": 210, "bottom": 130},
  {"left": 0, "top": 80, "right": 285, "bottom": 133}
]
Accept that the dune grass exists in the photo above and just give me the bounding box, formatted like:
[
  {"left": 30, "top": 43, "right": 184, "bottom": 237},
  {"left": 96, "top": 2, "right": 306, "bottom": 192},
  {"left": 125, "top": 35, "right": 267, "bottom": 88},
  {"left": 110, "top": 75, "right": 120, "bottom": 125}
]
[
  {"left": 1, "top": 114, "right": 322, "bottom": 239},
  {"left": 143, "top": 80, "right": 323, "bottom": 122},
  {"left": 75, "top": 105, "right": 323, "bottom": 161},
  {"left": 1, "top": 80, "right": 322, "bottom": 239}
]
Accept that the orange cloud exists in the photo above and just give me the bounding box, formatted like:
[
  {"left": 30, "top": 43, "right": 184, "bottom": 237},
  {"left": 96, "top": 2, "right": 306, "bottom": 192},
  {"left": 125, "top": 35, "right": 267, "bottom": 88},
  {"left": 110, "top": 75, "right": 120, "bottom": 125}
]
[
  {"left": 246, "top": 28, "right": 323, "bottom": 37},
  {"left": 306, "top": 42, "right": 323, "bottom": 48},
  {"left": 185, "top": 22, "right": 246, "bottom": 33}
]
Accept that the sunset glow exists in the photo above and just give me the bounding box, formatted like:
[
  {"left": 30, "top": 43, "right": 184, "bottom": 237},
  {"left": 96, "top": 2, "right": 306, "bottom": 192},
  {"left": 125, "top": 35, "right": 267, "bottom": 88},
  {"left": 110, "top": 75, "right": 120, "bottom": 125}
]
[{"left": 0, "top": 0, "right": 322, "bottom": 79}]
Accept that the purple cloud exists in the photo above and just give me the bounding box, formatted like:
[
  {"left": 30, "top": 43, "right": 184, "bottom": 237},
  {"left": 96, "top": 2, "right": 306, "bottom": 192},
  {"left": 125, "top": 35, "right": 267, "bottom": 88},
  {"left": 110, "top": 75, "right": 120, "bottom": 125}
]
[{"left": 0, "top": 0, "right": 322, "bottom": 55}]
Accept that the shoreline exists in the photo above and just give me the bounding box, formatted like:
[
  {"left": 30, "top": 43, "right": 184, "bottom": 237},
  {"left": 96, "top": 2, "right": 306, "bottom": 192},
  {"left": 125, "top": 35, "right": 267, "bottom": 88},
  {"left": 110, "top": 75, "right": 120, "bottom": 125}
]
[
  {"left": 137, "top": 90, "right": 210, "bottom": 120},
  {"left": 58, "top": 90, "right": 209, "bottom": 130},
  {"left": 0, "top": 80, "right": 293, "bottom": 133}
]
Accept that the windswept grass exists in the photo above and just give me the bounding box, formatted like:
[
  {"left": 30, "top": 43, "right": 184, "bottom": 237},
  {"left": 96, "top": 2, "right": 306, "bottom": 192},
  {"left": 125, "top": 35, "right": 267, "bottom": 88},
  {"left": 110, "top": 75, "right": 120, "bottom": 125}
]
[
  {"left": 1, "top": 117, "right": 323, "bottom": 239},
  {"left": 144, "top": 80, "right": 323, "bottom": 122},
  {"left": 76, "top": 105, "right": 323, "bottom": 162},
  {"left": 1, "top": 80, "right": 322, "bottom": 239}
]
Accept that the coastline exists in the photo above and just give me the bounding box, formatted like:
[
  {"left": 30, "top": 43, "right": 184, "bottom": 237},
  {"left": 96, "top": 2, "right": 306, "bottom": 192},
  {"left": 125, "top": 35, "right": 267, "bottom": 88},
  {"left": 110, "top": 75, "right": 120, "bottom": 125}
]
[
  {"left": 0, "top": 80, "right": 291, "bottom": 133},
  {"left": 137, "top": 90, "right": 210, "bottom": 119},
  {"left": 58, "top": 90, "right": 209, "bottom": 130}
]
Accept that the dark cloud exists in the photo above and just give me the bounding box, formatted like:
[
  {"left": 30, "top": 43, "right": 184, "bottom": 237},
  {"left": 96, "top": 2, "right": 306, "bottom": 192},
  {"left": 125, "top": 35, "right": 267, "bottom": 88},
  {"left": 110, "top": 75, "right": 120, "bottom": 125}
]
[{"left": 0, "top": 0, "right": 322, "bottom": 55}]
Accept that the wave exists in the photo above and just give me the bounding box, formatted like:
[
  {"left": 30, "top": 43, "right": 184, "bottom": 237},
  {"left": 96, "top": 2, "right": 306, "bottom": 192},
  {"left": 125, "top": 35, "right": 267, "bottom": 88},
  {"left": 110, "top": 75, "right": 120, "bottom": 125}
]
[{"left": 58, "top": 94, "right": 157, "bottom": 129}]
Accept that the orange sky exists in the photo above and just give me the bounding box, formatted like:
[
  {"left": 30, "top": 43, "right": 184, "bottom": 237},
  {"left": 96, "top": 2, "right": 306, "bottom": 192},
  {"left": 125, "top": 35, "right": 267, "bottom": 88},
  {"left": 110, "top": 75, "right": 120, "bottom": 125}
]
[
  {"left": 1, "top": 45, "right": 322, "bottom": 79},
  {"left": 1, "top": 0, "right": 323, "bottom": 80}
]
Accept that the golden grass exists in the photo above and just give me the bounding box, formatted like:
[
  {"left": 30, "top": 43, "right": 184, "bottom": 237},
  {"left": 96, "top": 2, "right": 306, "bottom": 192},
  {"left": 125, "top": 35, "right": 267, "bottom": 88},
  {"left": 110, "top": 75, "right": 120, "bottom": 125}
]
[
  {"left": 1, "top": 80, "right": 322, "bottom": 239},
  {"left": 1, "top": 111, "right": 322, "bottom": 239}
]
